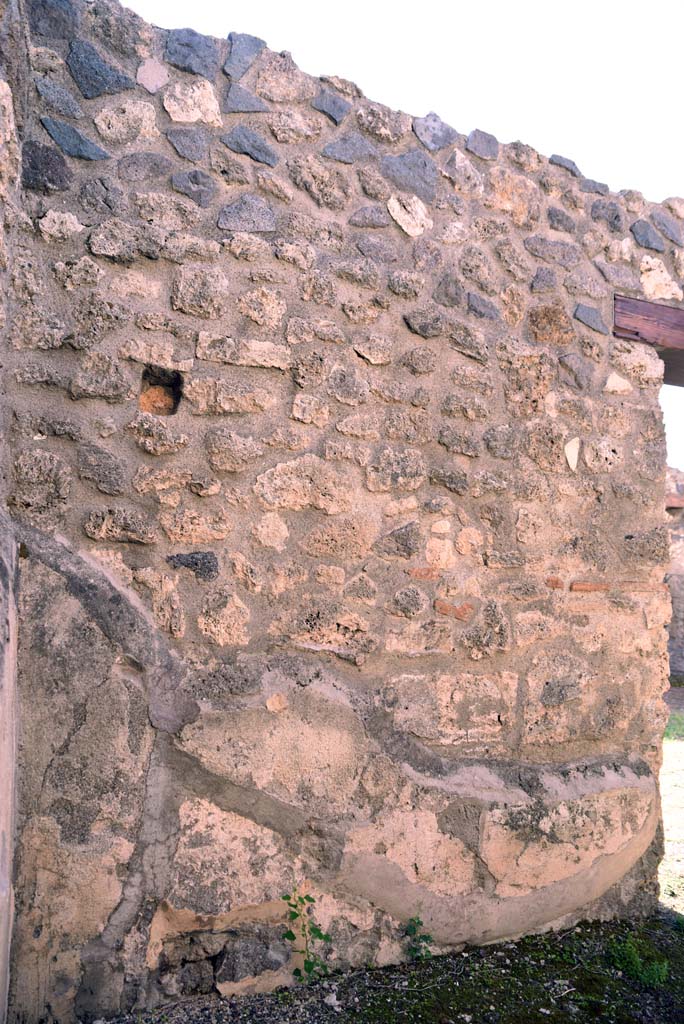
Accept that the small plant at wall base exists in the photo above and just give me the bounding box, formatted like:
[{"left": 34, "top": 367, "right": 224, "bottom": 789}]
[
  {"left": 404, "top": 915, "right": 434, "bottom": 961},
  {"left": 281, "top": 889, "right": 332, "bottom": 982},
  {"left": 608, "top": 934, "right": 669, "bottom": 987}
]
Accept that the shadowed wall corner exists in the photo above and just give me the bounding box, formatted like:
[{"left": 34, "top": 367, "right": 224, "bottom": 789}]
[
  {"left": 0, "top": 14, "right": 22, "bottom": 1012},
  {"left": 0, "top": 513, "right": 17, "bottom": 1024}
]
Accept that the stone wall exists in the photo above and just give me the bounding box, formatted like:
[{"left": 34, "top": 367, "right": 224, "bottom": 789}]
[
  {"left": 0, "top": 42, "right": 20, "bottom": 1022},
  {"left": 0, "top": 513, "right": 16, "bottom": 1024},
  {"left": 0, "top": 0, "right": 676, "bottom": 1019},
  {"left": 666, "top": 467, "right": 684, "bottom": 679}
]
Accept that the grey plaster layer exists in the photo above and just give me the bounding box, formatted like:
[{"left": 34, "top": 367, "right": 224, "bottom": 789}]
[{"left": 14, "top": 523, "right": 198, "bottom": 733}]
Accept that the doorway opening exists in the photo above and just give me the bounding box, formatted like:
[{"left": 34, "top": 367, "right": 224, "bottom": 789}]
[{"left": 620, "top": 294, "right": 684, "bottom": 919}]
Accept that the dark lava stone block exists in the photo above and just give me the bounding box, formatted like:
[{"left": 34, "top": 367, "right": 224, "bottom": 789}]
[
  {"left": 21, "top": 140, "right": 73, "bottom": 192},
  {"left": 66, "top": 39, "right": 135, "bottom": 99},
  {"left": 165, "top": 27, "right": 221, "bottom": 79},
  {"left": 41, "top": 117, "right": 109, "bottom": 160}
]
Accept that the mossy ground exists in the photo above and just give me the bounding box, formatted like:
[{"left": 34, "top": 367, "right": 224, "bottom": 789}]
[
  {"left": 118, "top": 703, "right": 684, "bottom": 1024},
  {"left": 124, "top": 917, "right": 684, "bottom": 1024},
  {"left": 339, "top": 919, "right": 684, "bottom": 1024}
]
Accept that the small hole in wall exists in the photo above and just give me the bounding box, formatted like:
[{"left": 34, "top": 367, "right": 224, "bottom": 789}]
[{"left": 139, "top": 365, "right": 183, "bottom": 416}]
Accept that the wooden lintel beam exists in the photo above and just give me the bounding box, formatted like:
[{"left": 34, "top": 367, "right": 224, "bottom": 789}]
[{"left": 614, "top": 294, "right": 684, "bottom": 350}]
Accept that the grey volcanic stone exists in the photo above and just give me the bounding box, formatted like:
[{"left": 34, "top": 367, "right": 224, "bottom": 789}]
[
  {"left": 171, "top": 169, "right": 217, "bottom": 208},
  {"left": 467, "top": 292, "right": 499, "bottom": 320},
  {"left": 41, "top": 118, "right": 109, "bottom": 161},
  {"left": 547, "top": 206, "right": 575, "bottom": 233},
  {"left": 404, "top": 308, "right": 445, "bottom": 338},
  {"left": 594, "top": 259, "right": 640, "bottom": 291},
  {"left": 531, "top": 267, "right": 557, "bottom": 292},
  {"left": 438, "top": 425, "right": 481, "bottom": 458},
  {"left": 177, "top": 960, "right": 214, "bottom": 995},
  {"left": 573, "top": 303, "right": 609, "bottom": 335},
  {"left": 223, "top": 31, "right": 266, "bottom": 80},
  {"left": 215, "top": 925, "right": 289, "bottom": 984},
  {"left": 328, "top": 364, "right": 371, "bottom": 404},
  {"left": 21, "top": 140, "right": 73, "bottom": 193},
  {"left": 348, "top": 205, "right": 391, "bottom": 228},
  {"left": 430, "top": 467, "right": 468, "bottom": 494},
  {"left": 66, "top": 40, "right": 135, "bottom": 99},
  {"left": 69, "top": 354, "right": 132, "bottom": 402},
  {"left": 28, "top": 0, "right": 78, "bottom": 38},
  {"left": 580, "top": 178, "right": 608, "bottom": 195},
  {"left": 374, "top": 521, "right": 422, "bottom": 558},
  {"left": 222, "top": 126, "right": 278, "bottom": 166},
  {"left": 523, "top": 235, "right": 582, "bottom": 269},
  {"left": 550, "top": 153, "right": 582, "bottom": 177},
  {"left": 591, "top": 199, "right": 625, "bottom": 234},
  {"left": 651, "top": 208, "right": 683, "bottom": 246},
  {"left": 217, "top": 194, "right": 276, "bottom": 232},
  {"left": 439, "top": 426, "right": 480, "bottom": 456},
  {"left": 166, "top": 127, "right": 210, "bottom": 164},
  {"left": 413, "top": 111, "right": 458, "bottom": 152},
  {"left": 380, "top": 148, "right": 438, "bottom": 203},
  {"left": 356, "top": 235, "right": 398, "bottom": 263},
  {"left": 77, "top": 443, "right": 126, "bottom": 495},
  {"left": 433, "top": 271, "right": 464, "bottom": 307},
  {"left": 165, "top": 27, "right": 221, "bottom": 79},
  {"left": 402, "top": 346, "right": 436, "bottom": 375},
  {"left": 466, "top": 129, "right": 498, "bottom": 160},
  {"left": 312, "top": 89, "right": 351, "bottom": 125},
  {"left": 199, "top": 659, "right": 263, "bottom": 696},
  {"left": 559, "top": 352, "right": 593, "bottom": 391},
  {"left": 34, "top": 76, "right": 84, "bottom": 119},
  {"left": 223, "top": 83, "right": 268, "bottom": 113},
  {"left": 117, "top": 152, "right": 172, "bottom": 182},
  {"left": 630, "top": 219, "right": 665, "bottom": 252},
  {"left": 79, "top": 177, "right": 125, "bottom": 217},
  {"left": 322, "top": 131, "right": 377, "bottom": 164},
  {"left": 483, "top": 425, "right": 517, "bottom": 459},
  {"left": 449, "top": 323, "right": 488, "bottom": 363},
  {"left": 393, "top": 584, "right": 427, "bottom": 618},
  {"left": 167, "top": 551, "right": 219, "bottom": 581}
]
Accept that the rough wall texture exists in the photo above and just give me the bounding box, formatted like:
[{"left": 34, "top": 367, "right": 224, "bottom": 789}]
[
  {"left": 0, "top": 45, "right": 20, "bottom": 1022},
  {"left": 0, "top": 513, "right": 16, "bottom": 1024},
  {"left": 0, "top": 0, "right": 677, "bottom": 1019},
  {"left": 666, "top": 468, "right": 684, "bottom": 679}
]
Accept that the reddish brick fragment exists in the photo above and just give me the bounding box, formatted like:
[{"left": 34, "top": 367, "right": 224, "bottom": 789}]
[
  {"left": 569, "top": 581, "right": 610, "bottom": 593},
  {"left": 434, "top": 598, "right": 475, "bottom": 621},
  {"left": 409, "top": 566, "right": 442, "bottom": 581}
]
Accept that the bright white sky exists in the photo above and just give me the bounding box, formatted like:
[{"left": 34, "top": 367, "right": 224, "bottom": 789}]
[{"left": 126, "top": 0, "right": 684, "bottom": 466}]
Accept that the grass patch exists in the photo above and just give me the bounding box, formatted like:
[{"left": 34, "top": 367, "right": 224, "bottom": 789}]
[
  {"left": 608, "top": 933, "right": 669, "bottom": 986},
  {"left": 664, "top": 709, "right": 684, "bottom": 740}
]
